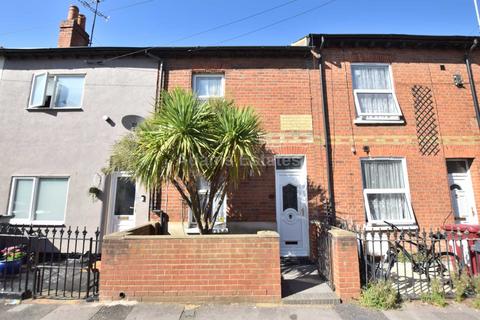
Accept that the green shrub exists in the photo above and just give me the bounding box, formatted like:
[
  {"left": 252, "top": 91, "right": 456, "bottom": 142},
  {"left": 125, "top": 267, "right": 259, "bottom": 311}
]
[
  {"left": 421, "top": 279, "right": 447, "bottom": 307},
  {"left": 359, "top": 281, "right": 399, "bottom": 310},
  {"left": 471, "top": 275, "right": 480, "bottom": 294},
  {"left": 472, "top": 297, "right": 480, "bottom": 309},
  {"left": 452, "top": 273, "right": 471, "bottom": 302}
]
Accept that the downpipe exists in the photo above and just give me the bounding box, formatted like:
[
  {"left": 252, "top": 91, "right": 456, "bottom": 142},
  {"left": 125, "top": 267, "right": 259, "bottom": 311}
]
[{"left": 465, "top": 39, "right": 480, "bottom": 130}]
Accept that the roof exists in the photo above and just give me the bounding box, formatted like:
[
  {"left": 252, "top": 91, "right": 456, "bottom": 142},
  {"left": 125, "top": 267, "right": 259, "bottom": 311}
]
[
  {"left": 0, "top": 46, "right": 312, "bottom": 60},
  {"left": 304, "top": 34, "right": 479, "bottom": 50}
]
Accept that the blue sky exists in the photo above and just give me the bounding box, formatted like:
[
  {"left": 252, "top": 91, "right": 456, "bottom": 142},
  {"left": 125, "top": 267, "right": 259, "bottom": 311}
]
[{"left": 1, "top": 0, "right": 480, "bottom": 48}]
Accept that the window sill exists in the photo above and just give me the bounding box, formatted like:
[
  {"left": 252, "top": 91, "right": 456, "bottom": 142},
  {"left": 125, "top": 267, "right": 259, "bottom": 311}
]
[
  {"left": 365, "top": 223, "right": 418, "bottom": 231},
  {"left": 8, "top": 219, "right": 65, "bottom": 227},
  {"left": 354, "top": 118, "right": 405, "bottom": 125},
  {"left": 26, "top": 107, "right": 83, "bottom": 112}
]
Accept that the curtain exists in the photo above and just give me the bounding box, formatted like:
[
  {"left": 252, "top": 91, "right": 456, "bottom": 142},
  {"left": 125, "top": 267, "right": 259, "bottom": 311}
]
[
  {"left": 12, "top": 179, "right": 33, "bottom": 219},
  {"left": 362, "top": 160, "right": 408, "bottom": 221},
  {"left": 195, "top": 76, "right": 222, "bottom": 97},
  {"left": 352, "top": 65, "right": 396, "bottom": 115},
  {"left": 357, "top": 93, "right": 396, "bottom": 114},
  {"left": 352, "top": 65, "right": 391, "bottom": 90}
]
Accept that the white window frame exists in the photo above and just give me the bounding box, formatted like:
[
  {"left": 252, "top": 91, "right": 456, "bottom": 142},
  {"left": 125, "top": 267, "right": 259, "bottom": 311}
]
[
  {"left": 192, "top": 74, "right": 225, "bottom": 100},
  {"left": 28, "top": 72, "right": 86, "bottom": 110},
  {"left": 351, "top": 63, "right": 403, "bottom": 123},
  {"left": 186, "top": 179, "right": 228, "bottom": 233},
  {"left": 360, "top": 158, "right": 415, "bottom": 226},
  {"left": 7, "top": 176, "right": 69, "bottom": 225}
]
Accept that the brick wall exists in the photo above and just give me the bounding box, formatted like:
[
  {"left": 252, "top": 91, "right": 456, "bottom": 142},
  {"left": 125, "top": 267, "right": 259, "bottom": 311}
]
[
  {"left": 100, "top": 226, "right": 281, "bottom": 303},
  {"left": 329, "top": 228, "right": 361, "bottom": 301}
]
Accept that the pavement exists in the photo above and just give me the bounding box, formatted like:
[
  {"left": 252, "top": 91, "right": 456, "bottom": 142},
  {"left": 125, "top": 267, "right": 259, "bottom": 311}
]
[{"left": 0, "top": 300, "right": 480, "bottom": 320}]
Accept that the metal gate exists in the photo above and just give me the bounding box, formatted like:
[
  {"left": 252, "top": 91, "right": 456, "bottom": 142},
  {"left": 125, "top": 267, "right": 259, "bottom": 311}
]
[{"left": 0, "top": 224, "right": 100, "bottom": 300}]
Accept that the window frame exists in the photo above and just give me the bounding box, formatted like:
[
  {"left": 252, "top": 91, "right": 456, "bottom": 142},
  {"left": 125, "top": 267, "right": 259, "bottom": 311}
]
[
  {"left": 28, "top": 73, "right": 86, "bottom": 110},
  {"left": 351, "top": 63, "right": 403, "bottom": 123},
  {"left": 360, "top": 157, "right": 415, "bottom": 226},
  {"left": 7, "top": 176, "right": 70, "bottom": 225},
  {"left": 192, "top": 73, "right": 225, "bottom": 100}
]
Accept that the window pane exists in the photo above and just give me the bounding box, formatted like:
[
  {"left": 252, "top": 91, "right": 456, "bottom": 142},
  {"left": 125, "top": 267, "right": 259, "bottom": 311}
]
[
  {"left": 352, "top": 65, "right": 391, "bottom": 90},
  {"left": 276, "top": 157, "right": 304, "bottom": 170},
  {"left": 282, "top": 184, "right": 298, "bottom": 211},
  {"left": 30, "top": 73, "right": 47, "bottom": 107},
  {"left": 357, "top": 93, "right": 396, "bottom": 114},
  {"left": 195, "top": 76, "right": 223, "bottom": 97},
  {"left": 367, "top": 193, "right": 410, "bottom": 221},
  {"left": 114, "top": 178, "right": 135, "bottom": 216},
  {"left": 11, "top": 179, "right": 33, "bottom": 219},
  {"left": 34, "top": 178, "right": 68, "bottom": 221},
  {"left": 447, "top": 160, "right": 468, "bottom": 174},
  {"left": 53, "top": 76, "right": 84, "bottom": 108},
  {"left": 362, "top": 160, "right": 405, "bottom": 189}
]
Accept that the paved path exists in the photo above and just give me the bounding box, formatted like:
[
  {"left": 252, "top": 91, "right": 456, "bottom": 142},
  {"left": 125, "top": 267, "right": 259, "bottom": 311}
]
[{"left": 0, "top": 300, "right": 479, "bottom": 320}]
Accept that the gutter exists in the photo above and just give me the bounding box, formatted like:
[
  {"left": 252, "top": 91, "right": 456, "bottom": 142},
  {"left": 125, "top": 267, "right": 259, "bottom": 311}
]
[
  {"left": 311, "top": 36, "right": 336, "bottom": 219},
  {"left": 465, "top": 39, "right": 480, "bottom": 129}
]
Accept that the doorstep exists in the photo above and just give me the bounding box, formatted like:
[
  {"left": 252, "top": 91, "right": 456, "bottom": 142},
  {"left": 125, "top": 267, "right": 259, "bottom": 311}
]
[{"left": 280, "top": 258, "right": 340, "bottom": 305}]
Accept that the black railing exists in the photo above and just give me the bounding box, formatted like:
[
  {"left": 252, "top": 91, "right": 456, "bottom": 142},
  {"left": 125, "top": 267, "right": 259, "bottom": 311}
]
[
  {"left": 314, "top": 216, "right": 334, "bottom": 289},
  {"left": 353, "top": 223, "right": 480, "bottom": 299},
  {"left": 0, "top": 224, "right": 100, "bottom": 300}
]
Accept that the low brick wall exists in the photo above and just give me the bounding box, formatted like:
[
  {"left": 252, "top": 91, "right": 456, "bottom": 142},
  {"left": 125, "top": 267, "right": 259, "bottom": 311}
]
[
  {"left": 329, "top": 228, "right": 361, "bottom": 301},
  {"left": 100, "top": 224, "right": 281, "bottom": 303}
]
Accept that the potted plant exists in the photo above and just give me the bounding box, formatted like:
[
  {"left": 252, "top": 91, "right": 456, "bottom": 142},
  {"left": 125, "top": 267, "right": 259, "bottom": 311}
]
[{"left": 0, "top": 246, "right": 27, "bottom": 275}]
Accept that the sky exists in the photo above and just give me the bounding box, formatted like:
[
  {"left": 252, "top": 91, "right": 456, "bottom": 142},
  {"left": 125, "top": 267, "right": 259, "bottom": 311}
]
[{"left": 1, "top": 0, "right": 480, "bottom": 48}]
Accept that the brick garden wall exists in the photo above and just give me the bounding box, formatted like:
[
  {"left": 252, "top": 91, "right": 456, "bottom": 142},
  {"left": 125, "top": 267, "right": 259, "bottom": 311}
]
[{"left": 99, "top": 226, "right": 281, "bottom": 303}]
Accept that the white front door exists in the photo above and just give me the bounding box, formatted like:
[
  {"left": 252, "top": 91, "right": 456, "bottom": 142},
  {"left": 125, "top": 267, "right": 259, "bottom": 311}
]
[
  {"left": 109, "top": 172, "right": 136, "bottom": 233},
  {"left": 275, "top": 156, "right": 309, "bottom": 257},
  {"left": 447, "top": 160, "right": 478, "bottom": 225}
]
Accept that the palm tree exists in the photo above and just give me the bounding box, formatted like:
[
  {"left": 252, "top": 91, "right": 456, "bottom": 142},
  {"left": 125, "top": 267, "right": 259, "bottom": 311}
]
[{"left": 109, "top": 88, "right": 264, "bottom": 234}]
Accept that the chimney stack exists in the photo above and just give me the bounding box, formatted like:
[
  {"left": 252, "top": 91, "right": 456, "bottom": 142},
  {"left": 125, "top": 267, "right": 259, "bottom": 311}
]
[{"left": 58, "top": 5, "right": 90, "bottom": 48}]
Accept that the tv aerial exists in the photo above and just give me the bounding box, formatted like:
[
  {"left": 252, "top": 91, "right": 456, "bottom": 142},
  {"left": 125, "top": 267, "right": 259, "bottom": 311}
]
[{"left": 76, "top": 0, "right": 110, "bottom": 46}]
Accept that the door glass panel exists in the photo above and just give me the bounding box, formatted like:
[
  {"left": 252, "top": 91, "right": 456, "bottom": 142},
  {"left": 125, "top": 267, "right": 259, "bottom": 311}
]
[
  {"left": 114, "top": 177, "right": 135, "bottom": 216},
  {"left": 276, "top": 157, "right": 304, "bottom": 170},
  {"left": 11, "top": 179, "right": 33, "bottom": 219},
  {"left": 447, "top": 160, "right": 468, "bottom": 174},
  {"left": 282, "top": 184, "right": 298, "bottom": 211}
]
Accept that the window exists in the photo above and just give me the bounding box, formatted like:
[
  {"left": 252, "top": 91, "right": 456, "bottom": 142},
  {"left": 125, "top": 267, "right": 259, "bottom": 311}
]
[
  {"left": 8, "top": 177, "right": 69, "bottom": 224},
  {"left": 187, "top": 177, "right": 227, "bottom": 232},
  {"left": 361, "top": 159, "right": 414, "bottom": 225},
  {"left": 351, "top": 64, "right": 403, "bottom": 123},
  {"left": 29, "top": 73, "right": 85, "bottom": 109},
  {"left": 193, "top": 74, "right": 224, "bottom": 101}
]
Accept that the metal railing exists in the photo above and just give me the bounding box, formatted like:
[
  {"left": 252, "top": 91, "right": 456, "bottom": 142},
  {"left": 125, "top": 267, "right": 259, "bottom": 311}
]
[
  {"left": 353, "top": 222, "right": 480, "bottom": 299},
  {"left": 0, "top": 224, "right": 101, "bottom": 300}
]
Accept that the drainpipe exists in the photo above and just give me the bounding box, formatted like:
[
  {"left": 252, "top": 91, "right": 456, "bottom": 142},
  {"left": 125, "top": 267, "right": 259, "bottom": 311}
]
[
  {"left": 465, "top": 39, "right": 480, "bottom": 129},
  {"left": 311, "top": 36, "right": 335, "bottom": 220}
]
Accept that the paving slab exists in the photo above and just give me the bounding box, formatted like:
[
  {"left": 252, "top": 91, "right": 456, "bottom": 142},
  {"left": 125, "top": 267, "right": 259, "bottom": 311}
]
[
  {"left": 1, "top": 303, "right": 59, "bottom": 320},
  {"left": 195, "top": 304, "right": 342, "bottom": 320},
  {"left": 126, "top": 303, "right": 184, "bottom": 320},
  {"left": 39, "top": 303, "right": 102, "bottom": 320},
  {"left": 90, "top": 303, "right": 135, "bottom": 320},
  {"left": 334, "top": 303, "right": 389, "bottom": 320}
]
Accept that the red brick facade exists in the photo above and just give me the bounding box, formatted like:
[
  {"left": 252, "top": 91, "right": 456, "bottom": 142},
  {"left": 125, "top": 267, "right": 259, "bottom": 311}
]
[
  {"left": 148, "top": 43, "right": 480, "bottom": 259},
  {"left": 99, "top": 227, "right": 281, "bottom": 303}
]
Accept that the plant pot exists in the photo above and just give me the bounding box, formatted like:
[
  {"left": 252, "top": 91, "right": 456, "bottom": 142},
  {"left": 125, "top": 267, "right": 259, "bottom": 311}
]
[{"left": 0, "top": 259, "right": 22, "bottom": 275}]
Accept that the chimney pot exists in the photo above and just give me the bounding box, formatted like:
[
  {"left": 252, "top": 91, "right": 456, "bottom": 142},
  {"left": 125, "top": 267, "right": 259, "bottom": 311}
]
[
  {"left": 77, "top": 14, "right": 86, "bottom": 30},
  {"left": 67, "top": 5, "right": 80, "bottom": 20}
]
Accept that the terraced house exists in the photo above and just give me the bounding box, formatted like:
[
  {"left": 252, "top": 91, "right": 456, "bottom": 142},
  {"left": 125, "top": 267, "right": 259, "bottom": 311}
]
[{"left": 0, "top": 6, "right": 479, "bottom": 264}]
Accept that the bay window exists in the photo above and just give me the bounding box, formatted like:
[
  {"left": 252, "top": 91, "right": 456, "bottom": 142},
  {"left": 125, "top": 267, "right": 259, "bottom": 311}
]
[
  {"left": 8, "top": 177, "right": 69, "bottom": 224},
  {"left": 351, "top": 64, "right": 403, "bottom": 123},
  {"left": 361, "top": 159, "right": 414, "bottom": 225}
]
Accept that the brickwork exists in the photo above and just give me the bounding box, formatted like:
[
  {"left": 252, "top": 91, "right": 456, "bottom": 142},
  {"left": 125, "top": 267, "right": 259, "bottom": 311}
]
[
  {"left": 329, "top": 228, "right": 361, "bottom": 301},
  {"left": 99, "top": 227, "right": 281, "bottom": 303},
  {"left": 149, "top": 47, "right": 480, "bottom": 259}
]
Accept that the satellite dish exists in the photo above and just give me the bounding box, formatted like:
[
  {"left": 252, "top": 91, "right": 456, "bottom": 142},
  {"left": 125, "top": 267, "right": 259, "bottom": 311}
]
[{"left": 121, "top": 115, "right": 145, "bottom": 130}]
